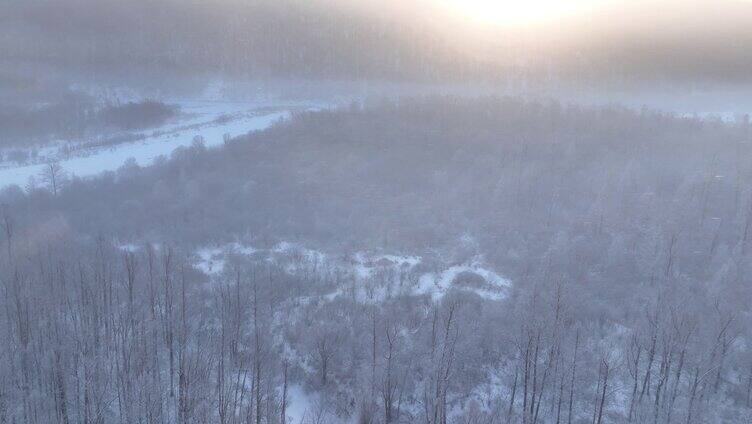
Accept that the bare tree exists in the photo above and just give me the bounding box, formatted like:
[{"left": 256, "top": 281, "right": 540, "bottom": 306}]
[{"left": 40, "top": 161, "right": 66, "bottom": 195}]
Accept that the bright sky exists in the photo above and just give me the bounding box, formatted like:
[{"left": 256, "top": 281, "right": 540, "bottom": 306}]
[{"left": 443, "top": 0, "right": 618, "bottom": 27}]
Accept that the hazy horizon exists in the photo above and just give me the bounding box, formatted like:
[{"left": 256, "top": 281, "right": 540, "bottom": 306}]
[{"left": 3, "top": 0, "right": 752, "bottom": 86}]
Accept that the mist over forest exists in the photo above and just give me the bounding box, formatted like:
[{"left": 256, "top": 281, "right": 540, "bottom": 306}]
[{"left": 2, "top": 1, "right": 752, "bottom": 424}]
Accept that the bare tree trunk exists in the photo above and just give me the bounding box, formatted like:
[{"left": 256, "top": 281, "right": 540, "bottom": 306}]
[
  {"left": 281, "top": 361, "right": 288, "bottom": 424},
  {"left": 567, "top": 330, "right": 579, "bottom": 424},
  {"left": 522, "top": 332, "right": 531, "bottom": 424},
  {"left": 372, "top": 307, "right": 377, "bottom": 399},
  {"left": 595, "top": 359, "right": 610, "bottom": 424},
  {"left": 746, "top": 362, "right": 752, "bottom": 408},
  {"left": 253, "top": 282, "right": 262, "bottom": 424},
  {"left": 508, "top": 364, "right": 518, "bottom": 420},
  {"left": 639, "top": 319, "right": 659, "bottom": 406},
  {"left": 383, "top": 322, "right": 396, "bottom": 424},
  {"left": 667, "top": 325, "right": 693, "bottom": 424},
  {"left": 628, "top": 334, "right": 642, "bottom": 422},
  {"left": 685, "top": 368, "right": 700, "bottom": 424},
  {"left": 556, "top": 368, "right": 564, "bottom": 424}
]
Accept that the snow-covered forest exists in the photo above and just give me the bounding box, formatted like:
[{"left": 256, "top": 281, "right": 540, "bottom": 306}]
[
  {"left": 3, "top": 1, "right": 752, "bottom": 423},
  {"left": 3, "top": 98, "right": 752, "bottom": 423}
]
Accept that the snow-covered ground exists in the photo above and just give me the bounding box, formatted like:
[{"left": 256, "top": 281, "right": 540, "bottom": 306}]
[
  {"left": 286, "top": 385, "right": 325, "bottom": 424},
  {"left": 0, "top": 101, "right": 313, "bottom": 190},
  {"left": 188, "top": 241, "right": 511, "bottom": 303},
  {"left": 416, "top": 263, "right": 509, "bottom": 301}
]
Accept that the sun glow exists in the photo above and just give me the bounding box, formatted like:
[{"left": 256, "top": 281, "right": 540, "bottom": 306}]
[{"left": 445, "top": 0, "right": 615, "bottom": 27}]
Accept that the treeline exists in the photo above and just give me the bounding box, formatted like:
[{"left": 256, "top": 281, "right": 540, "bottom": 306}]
[
  {"left": 0, "top": 98, "right": 177, "bottom": 149},
  {"left": 9, "top": 97, "right": 752, "bottom": 253}
]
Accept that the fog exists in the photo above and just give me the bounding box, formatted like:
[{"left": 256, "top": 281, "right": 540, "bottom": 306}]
[{"left": 1, "top": 1, "right": 752, "bottom": 424}]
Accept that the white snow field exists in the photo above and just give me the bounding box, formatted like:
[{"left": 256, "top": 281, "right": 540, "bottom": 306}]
[{"left": 0, "top": 101, "right": 307, "bottom": 190}]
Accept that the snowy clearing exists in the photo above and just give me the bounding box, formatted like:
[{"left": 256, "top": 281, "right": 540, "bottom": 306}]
[{"left": 189, "top": 241, "right": 511, "bottom": 303}]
